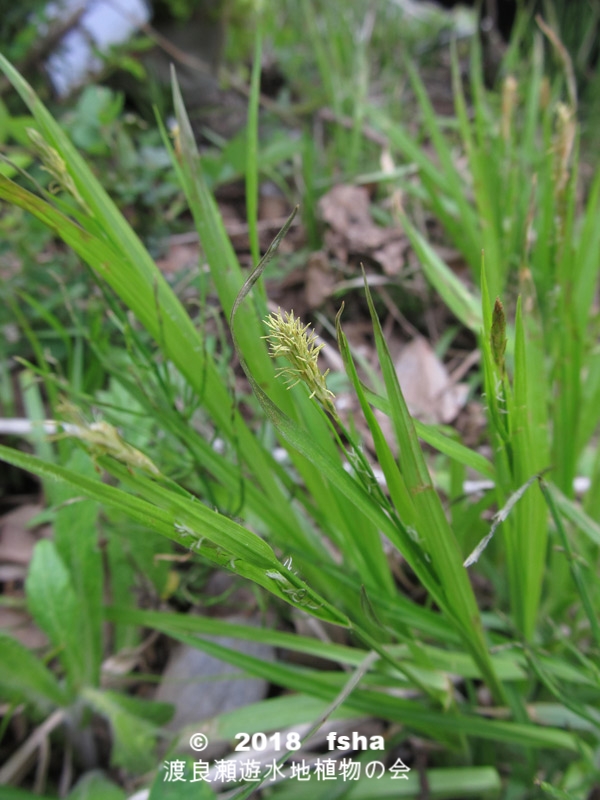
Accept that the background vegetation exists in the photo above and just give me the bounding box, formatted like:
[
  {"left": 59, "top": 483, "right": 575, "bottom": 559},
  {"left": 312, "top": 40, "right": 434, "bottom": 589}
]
[{"left": 1, "top": 1, "right": 600, "bottom": 799}]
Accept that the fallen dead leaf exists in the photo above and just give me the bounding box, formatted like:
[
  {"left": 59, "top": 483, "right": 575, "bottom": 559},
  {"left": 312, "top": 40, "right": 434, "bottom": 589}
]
[
  {"left": 0, "top": 504, "right": 45, "bottom": 565},
  {"left": 305, "top": 250, "right": 336, "bottom": 309},
  {"left": 0, "top": 607, "right": 48, "bottom": 650},
  {"left": 259, "top": 181, "right": 288, "bottom": 222},
  {"left": 319, "top": 184, "right": 407, "bottom": 275},
  {"left": 155, "top": 242, "right": 200, "bottom": 275},
  {"left": 394, "top": 337, "right": 469, "bottom": 424},
  {"left": 0, "top": 504, "right": 51, "bottom": 650},
  {"left": 373, "top": 238, "right": 407, "bottom": 277}
]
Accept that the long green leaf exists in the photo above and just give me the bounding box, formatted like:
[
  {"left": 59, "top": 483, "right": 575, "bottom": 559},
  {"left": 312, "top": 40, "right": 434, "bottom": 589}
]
[
  {"left": 0, "top": 56, "right": 307, "bottom": 526},
  {"left": 361, "top": 271, "right": 504, "bottom": 704},
  {"left": 400, "top": 214, "right": 482, "bottom": 331},
  {"left": 229, "top": 224, "right": 397, "bottom": 595},
  {"left": 0, "top": 444, "right": 346, "bottom": 626},
  {"left": 363, "top": 386, "right": 495, "bottom": 480},
  {"left": 133, "top": 620, "right": 580, "bottom": 753}
]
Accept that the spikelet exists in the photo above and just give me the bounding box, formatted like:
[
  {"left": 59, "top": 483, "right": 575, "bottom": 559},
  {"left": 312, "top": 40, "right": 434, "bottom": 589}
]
[{"left": 263, "top": 309, "right": 336, "bottom": 415}]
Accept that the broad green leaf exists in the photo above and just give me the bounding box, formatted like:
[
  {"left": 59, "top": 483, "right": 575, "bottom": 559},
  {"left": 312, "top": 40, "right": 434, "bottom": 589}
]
[
  {"left": 0, "top": 444, "right": 274, "bottom": 569},
  {"left": 169, "top": 69, "right": 279, "bottom": 403},
  {"left": 111, "top": 606, "right": 598, "bottom": 690},
  {"left": 335, "top": 309, "right": 448, "bottom": 612},
  {"left": 53, "top": 450, "right": 103, "bottom": 687},
  {"left": 67, "top": 772, "right": 126, "bottom": 800},
  {"left": 105, "top": 528, "right": 141, "bottom": 653},
  {"left": 451, "top": 40, "right": 503, "bottom": 295},
  {"left": 26, "top": 540, "right": 85, "bottom": 693},
  {"left": 82, "top": 688, "right": 164, "bottom": 773},
  {"left": 168, "top": 73, "right": 356, "bottom": 556},
  {"left": 0, "top": 54, "right": 165, "bottom": 286},
  {"left": 170, "top": 82, "right": 373, "bottom": 590},
  {"left": 0, "top": 632, "right": 67, "bottom": 708},
  {"left": 101, "top": 691, "right": 174, "bottom": 727}
]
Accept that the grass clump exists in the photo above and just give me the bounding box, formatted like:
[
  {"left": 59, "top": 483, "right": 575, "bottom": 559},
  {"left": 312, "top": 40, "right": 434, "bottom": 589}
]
[{"left": 0, "top": 11, "right": 599, "bottom": 799}]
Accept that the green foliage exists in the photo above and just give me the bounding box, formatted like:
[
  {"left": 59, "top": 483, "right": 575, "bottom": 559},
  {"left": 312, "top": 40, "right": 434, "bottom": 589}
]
[
  {"left": 1, "top": 10, "right": 600, "bottom": 798},
  {"left": 0, "top": 433, "right": 174, "bottom": 773},
  {"left": 0, "top": 632, "right": 66, "bottom": 710},
  {"left": 83, "top": 688, "right": 172, "bottom": 773},
  {"left": 0, "top": 2, "right": 48, "bottom": 65},
  {"left": 364, "top": 24, "right": 600, "bottom": 645},
  {"left": 67, "top": 772, "right": 127, "bottom": 800}
]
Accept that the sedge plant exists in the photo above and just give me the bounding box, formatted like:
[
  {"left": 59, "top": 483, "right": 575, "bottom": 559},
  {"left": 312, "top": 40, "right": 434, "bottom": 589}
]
[
  {"left": 0, "top": 33, "right": 599, "bottom": 799},
  {"left": 364, "top": 20, "right": 600, "bottom": 640}
]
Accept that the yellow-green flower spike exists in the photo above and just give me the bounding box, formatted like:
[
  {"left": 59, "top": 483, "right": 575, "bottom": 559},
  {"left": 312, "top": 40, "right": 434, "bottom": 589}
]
[
  {"left": 263, "top": 309, "right": 336, "bottom": 415},
  {"left": 27, "top": 128, "right": 90, "bottom": 213}
]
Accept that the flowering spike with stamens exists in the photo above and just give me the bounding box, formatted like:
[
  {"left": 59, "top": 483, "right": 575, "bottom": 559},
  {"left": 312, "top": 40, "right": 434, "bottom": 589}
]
[
  {"left": 27, "top": 128, "right": 90, "bottom": 213},
  {"left": 263, "top": 309, "right": 336, "bottom": 415}
]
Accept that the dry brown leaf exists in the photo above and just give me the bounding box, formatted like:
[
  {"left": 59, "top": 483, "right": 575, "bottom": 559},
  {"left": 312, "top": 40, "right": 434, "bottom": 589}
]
[
  {"left": 373, "top": 239, "right": 406, "bottom": 277},
  {"left": 318, "top": 184, "right": 406, "bottom": 272},
  {"left": 304, "top": 250, "right": 336, "bottom": 309},
  {"left": 0, "top": 607, "right": 48, "bottom": 650},
  {"left": 0, "top": 504, "right": 44, "bottom": 565},
  {"left": 394, "top": 337, "right": 468, "bottom": 424},
  {"left": 0, "top": 504, "right": 51, "bottom": 650},
  {"left": 258, "top": 181, "right": 288, "bottom": 222},
  {"left": 155, "top": 242, "right": 200, "bottom": 275}
]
